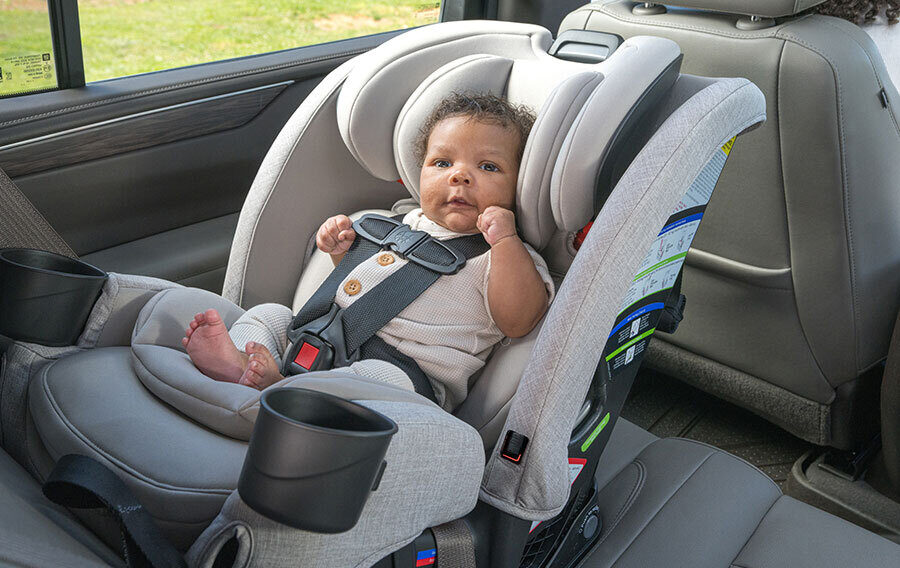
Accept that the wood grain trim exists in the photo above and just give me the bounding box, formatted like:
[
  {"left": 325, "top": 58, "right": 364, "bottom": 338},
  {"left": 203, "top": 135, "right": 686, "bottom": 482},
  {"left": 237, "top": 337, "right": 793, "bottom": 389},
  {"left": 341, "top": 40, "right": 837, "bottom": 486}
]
[{"left": 0, "top": 82, "right": 290, "bottom": 177}]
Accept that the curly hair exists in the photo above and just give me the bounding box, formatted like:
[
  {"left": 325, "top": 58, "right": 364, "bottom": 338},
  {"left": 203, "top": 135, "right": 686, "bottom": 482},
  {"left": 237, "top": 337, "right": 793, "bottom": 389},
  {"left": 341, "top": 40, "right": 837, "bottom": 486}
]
[
  {"left": 414, "top": 92, "right": 536, "bottom": 165},
  {"left": 814, "top": 0, "right": 899, "bottom": 24}
]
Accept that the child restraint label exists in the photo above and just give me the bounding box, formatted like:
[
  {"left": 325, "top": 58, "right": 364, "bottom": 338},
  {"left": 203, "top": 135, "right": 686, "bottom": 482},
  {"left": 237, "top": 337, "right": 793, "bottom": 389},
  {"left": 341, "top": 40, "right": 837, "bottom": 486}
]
[
  {"left": 603, "top": 138, "right": 734, "bottom": 377},
  {"left": 0, "top": 52, "right": 57, "bottom": 97}
]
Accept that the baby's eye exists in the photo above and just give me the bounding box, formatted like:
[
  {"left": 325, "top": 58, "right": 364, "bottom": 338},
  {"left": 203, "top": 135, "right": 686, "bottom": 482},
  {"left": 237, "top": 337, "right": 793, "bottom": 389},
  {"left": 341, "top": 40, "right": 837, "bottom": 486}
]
[
  {"left": 480, "top": 163, "right": 500, "bottom": 172},
  {"left": 433, "top": 159, "right": 451, "bottom": 168}
]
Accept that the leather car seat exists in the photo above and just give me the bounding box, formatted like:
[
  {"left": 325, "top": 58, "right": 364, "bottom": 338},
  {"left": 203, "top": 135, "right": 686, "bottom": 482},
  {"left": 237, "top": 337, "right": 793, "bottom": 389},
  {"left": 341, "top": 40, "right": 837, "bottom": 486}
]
[{"left": 561, "top": 0, "right": 900, "bottom": 450}]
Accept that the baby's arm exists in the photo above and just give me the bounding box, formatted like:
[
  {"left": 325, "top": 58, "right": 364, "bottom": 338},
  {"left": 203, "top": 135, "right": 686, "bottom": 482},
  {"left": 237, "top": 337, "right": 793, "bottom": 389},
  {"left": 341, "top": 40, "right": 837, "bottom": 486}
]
[
  {"left": 478, "top": 206, "right": 550, "bottom": 338},
  {"left": 317, "top": 214, "right": 356, "bottom": 266}
]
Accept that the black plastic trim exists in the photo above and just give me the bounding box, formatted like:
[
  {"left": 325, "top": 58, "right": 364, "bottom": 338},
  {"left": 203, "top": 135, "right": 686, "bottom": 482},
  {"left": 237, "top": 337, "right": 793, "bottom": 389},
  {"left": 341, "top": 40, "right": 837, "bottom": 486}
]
[{"left": 48, "top": 0, "right": 85, "bottom": 89}]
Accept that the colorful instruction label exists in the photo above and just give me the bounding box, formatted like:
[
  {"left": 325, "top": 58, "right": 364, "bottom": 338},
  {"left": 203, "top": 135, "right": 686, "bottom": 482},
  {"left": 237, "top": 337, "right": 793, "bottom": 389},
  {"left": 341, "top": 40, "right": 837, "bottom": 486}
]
[
  {"left": 603, "top": 138, "right": 734, "bottom": 378},
  {"left": 0, "top": 52, "right": 57, "bottom": 97}
]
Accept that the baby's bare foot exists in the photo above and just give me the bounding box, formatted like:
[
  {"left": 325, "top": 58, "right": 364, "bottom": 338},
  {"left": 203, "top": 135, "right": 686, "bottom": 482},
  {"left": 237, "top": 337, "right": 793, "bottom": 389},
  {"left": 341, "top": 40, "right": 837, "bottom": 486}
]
[
  {"left": 183, "top": 309, "right": 246, "bottom": 382},
  {"left": 239, "top": 342, "right": 285, "bottom": 390}
]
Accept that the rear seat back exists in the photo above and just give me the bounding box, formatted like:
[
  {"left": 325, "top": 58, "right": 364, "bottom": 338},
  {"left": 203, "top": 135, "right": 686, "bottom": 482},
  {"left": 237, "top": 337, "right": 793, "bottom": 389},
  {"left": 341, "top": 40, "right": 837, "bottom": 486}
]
[{"left": 563, "top": 0, "right": 900, "bottom": 449}]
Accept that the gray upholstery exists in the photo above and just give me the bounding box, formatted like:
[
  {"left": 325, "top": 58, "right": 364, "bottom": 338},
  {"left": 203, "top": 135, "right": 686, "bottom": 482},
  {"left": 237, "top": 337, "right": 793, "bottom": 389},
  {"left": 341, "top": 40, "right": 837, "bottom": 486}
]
[
  {"left": 188, "top": 397, "right": 484, "bottom": 568},
  {"left": 581, "top": 437, "right": 900, "bottom": 567},
  {"left": 0, "top": 448, "right": 121, "bottom": 567},
  {"left": 563, "top": 1, "right": 900, "bottom": 449}
]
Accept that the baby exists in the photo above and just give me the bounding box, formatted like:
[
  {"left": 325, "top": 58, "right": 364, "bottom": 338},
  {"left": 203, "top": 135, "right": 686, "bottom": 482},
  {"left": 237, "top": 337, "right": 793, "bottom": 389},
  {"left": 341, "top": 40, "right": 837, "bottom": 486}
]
[{"left": 182, "top": 93, "right": 554, "bottom": 409}]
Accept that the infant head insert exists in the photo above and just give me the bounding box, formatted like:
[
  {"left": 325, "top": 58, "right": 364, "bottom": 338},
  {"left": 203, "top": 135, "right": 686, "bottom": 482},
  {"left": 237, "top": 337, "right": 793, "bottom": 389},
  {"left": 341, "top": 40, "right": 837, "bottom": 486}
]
[{"left": 13, "top": 19, "right": 764, "bottom": 566}]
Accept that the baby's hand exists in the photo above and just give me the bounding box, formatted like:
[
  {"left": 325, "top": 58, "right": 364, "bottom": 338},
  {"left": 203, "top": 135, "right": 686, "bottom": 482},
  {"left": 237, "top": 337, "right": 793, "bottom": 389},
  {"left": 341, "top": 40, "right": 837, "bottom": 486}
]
[
  {"left": 316, "top": 215, "right": 356, "bottom": 257},
  {"left": 477, "top": 206, "right": 518, "bottom": 246}
]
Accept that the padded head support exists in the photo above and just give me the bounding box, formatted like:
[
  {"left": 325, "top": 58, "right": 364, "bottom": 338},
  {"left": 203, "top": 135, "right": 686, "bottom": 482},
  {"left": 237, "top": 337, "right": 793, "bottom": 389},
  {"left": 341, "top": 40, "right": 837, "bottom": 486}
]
[
  {"left": 659, "top": 0, "right": 825, "bottom": 17},
  {"left": 337, "top": 21, "right": 681, "bottom": 248}
]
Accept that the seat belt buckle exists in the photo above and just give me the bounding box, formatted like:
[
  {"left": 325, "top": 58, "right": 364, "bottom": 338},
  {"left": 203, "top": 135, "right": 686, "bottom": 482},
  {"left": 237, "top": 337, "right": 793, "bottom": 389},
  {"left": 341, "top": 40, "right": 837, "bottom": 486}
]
[{"left": 284, "top": 333, "right": 335, "bottom": 375}]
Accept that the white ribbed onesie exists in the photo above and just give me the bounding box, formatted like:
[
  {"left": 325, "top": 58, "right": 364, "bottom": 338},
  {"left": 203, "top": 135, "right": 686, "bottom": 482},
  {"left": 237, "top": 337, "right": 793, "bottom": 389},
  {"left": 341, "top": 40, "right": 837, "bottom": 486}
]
[{"left": 228, "top": 209, "right": 554, "bottom": 409}]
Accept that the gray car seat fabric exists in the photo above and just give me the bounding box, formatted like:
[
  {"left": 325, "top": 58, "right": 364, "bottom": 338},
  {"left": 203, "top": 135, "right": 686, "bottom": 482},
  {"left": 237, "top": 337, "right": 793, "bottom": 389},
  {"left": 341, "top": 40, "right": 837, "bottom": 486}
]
[{"left": 562, "top": 0, "right": 900, "bottom": 449}]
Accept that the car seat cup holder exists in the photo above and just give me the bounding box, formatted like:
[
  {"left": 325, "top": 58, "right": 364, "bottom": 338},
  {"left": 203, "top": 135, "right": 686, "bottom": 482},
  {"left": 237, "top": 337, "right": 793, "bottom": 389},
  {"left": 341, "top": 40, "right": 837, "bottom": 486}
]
[
  {"left": 238, "top": 387, "right": 398, "bottom": 533},
  {"left": 0, "top": 248, "right": 108, "bottom": 347}
]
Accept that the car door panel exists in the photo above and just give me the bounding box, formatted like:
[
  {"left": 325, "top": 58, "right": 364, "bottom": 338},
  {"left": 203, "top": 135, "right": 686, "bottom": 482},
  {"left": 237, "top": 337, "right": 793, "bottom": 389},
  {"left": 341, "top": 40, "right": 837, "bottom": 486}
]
[{"left": 0, "top": 31, "right": 405, "bottom": 293}]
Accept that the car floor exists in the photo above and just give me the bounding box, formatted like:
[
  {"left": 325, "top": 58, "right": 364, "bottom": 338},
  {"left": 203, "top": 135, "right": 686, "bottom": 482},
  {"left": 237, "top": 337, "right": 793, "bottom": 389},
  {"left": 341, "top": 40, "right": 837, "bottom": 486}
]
[{"left": 622, "top": 367, "right": 816, "bottom": 491}]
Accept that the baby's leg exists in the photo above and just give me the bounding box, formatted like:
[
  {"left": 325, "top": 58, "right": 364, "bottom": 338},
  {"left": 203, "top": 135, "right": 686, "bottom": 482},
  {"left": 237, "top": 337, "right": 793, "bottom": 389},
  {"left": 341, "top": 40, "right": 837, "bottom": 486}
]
[
  {"left": 182, "top": 309, "right": 248, "bottom": 382},
  {"left": 239, "top": 342, "right": 285, "bottom": 390}
]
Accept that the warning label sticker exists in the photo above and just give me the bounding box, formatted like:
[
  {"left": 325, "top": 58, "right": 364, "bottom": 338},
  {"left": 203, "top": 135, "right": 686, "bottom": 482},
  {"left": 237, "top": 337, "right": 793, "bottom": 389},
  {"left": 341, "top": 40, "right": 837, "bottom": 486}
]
[
  {"left": 602, "top": 138, "right": 735, "bottom": 378},
  {"left": 0, "top": 52, "right": 57, "bottom": 97}
]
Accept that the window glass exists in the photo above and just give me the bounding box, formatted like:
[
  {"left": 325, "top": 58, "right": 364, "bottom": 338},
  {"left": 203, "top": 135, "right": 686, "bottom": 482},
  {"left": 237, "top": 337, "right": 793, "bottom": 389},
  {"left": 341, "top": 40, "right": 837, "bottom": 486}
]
[
  {"left": 0, "top": 1, "right": 58, "bottom": 97},
  {"left": 79, "top": 0, "right": 441, "bottom": 83}
]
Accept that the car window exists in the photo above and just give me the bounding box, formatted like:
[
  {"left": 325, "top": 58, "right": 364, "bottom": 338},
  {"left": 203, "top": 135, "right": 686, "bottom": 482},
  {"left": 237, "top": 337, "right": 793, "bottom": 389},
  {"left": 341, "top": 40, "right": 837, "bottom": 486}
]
[
  {"left": 0, "top": 0, "right": 441, "bottom": 97},
  {"left": 78, "top": 0, "right": 442, "bottom": 83},
  {"left": 0, "top": 1, "right": 58, "bottom": 97}
]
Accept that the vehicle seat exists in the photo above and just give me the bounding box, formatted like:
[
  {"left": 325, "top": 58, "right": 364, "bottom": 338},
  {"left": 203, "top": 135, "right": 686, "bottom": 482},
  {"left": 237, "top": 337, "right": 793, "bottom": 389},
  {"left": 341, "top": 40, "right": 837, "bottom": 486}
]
[{"left": 561, "top": 0, "right": 900, "bottom": 449}]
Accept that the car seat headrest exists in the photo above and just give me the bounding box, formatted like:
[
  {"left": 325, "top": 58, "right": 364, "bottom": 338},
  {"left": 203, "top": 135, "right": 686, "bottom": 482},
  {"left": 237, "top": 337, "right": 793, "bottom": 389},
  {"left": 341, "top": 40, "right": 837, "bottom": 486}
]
[
  {"left": 337, "top": 21, "right": 682, "bottom": 248},
  {"left": 659, "top": 0, "right": 825, "bottom": 17},
  {"left": 550, "top": 38, "right": 683, "bottom": 232},
  {"left": 337, "top": 20, "right": 552, "bottom": 182}
]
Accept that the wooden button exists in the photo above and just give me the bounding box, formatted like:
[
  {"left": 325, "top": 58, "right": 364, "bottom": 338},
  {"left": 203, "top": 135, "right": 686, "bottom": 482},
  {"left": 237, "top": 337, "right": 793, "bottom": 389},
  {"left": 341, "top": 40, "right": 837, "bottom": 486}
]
[
  {"left": 343, "top": 279, "right": 362, "bottom": 296},
  {"left": 377, "top": 253, "right": 395, "bottom": 266}
]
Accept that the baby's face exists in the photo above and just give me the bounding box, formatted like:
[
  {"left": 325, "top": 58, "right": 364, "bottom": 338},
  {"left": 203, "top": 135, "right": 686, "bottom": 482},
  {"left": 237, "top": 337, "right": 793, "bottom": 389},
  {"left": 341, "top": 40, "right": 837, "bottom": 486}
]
[{"left": 419, "top": 116, "right": 520, "bottom": 234}]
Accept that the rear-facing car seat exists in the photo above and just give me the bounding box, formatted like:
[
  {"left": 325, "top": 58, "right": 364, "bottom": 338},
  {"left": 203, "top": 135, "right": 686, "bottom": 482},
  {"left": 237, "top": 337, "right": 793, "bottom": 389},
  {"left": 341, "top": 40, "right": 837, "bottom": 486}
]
[
  {"left": 560, "top": 0, "right": 900, "bottom": 450},
  {"left": 2, "top": 18, "right": 899, "bottom": 568}
]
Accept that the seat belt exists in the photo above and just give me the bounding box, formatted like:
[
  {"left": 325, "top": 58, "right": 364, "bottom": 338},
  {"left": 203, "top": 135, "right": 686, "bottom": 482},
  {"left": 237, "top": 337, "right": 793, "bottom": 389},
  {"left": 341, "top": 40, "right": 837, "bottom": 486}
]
[
  {"left": 0, "top": 165, "right": 77, "bottom": 257},
  {"left": 43, "top": 454, "right": 186, "bottom": 568},
  {"left": 282, "top": 214, "right": 489, "bottom": 401}
]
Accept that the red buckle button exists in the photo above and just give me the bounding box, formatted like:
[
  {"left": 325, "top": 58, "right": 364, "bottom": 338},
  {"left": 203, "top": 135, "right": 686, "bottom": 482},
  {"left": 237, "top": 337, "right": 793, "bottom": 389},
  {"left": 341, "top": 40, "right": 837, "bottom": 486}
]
[{"left": 294, "top": 342, "right": 320, "bottom": 370}]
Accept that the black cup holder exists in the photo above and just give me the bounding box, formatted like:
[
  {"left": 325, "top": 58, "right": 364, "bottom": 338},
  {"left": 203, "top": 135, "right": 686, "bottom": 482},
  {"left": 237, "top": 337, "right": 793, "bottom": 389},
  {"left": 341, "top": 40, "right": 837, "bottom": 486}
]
[
  {"left": 238, "top": 388, "right": 398, "bottom": 533},
  {"left": 0, "top": 248, "right": 108, "bottom": 346}
]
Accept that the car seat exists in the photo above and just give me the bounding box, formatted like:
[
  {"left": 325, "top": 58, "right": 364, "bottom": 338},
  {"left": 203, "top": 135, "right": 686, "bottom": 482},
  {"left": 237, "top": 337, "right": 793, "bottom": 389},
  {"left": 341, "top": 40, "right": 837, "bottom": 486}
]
[
  {"left": 560, "top": 0, "right": 900, "bottom": 451},
  {"left": 3, "top": 18, "right": 898, "bottom": 568}
]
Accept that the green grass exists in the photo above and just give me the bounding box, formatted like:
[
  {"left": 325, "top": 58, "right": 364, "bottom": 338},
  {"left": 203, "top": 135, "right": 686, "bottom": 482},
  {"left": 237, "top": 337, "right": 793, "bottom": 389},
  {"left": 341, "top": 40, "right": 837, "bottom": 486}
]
[{"left": 0, "top": 0, "right": 440, "bottom": 83}]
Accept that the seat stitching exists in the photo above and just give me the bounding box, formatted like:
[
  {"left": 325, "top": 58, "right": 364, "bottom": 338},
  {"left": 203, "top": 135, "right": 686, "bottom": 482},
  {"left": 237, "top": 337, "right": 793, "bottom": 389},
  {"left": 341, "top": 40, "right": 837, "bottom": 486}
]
[
  {"left": 817, "top": 18, "right": 900, "bottom": 134},
  {"left": 774, "top": 29, "right": 859, "bottom": 376},
  {"left": 590, "top": 460, "right": 646, "bottom": 552},
  {"left": 729, "top": 494, "right": 781, "bottom": 568},
  {"left": 671, "top": 438, "right": 781, "bottom": 493},
  {"left": 608, "top": 451, "right": 716, "bottom": 567}
]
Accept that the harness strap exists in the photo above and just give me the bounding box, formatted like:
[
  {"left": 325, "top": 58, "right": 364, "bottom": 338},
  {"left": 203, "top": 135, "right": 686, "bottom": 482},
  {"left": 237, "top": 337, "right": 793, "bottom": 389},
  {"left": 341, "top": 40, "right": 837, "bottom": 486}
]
[
  {"left": 43, "top": 454, "right": 186, "bottom": 568},
  {"left": 283, "top": 214, "right": 489, "bottom": 401}
]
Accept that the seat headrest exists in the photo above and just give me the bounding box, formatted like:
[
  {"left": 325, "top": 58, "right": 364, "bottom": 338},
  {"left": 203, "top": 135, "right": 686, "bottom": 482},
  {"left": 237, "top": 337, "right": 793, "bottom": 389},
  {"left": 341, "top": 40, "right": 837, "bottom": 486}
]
[
  {"left": 337, "top": 21, "right": 681, "bottom": 248},
  {"left": 659, "top": 0, "right": 825, "bottom": 17}
]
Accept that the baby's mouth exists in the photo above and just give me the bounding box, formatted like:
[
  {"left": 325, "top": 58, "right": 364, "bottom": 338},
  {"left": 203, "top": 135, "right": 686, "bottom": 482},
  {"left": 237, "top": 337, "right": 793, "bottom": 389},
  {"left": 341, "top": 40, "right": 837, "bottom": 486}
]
[{"left": 448, "top": 197, "right": 472, "bottom": 207}]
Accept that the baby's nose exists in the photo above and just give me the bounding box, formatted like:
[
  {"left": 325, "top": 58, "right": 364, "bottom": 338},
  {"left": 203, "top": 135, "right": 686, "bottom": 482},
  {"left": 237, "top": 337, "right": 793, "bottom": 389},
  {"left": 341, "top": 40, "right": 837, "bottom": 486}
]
[{"left": 449, "top": 170, "right": 471, "bottom": 185}]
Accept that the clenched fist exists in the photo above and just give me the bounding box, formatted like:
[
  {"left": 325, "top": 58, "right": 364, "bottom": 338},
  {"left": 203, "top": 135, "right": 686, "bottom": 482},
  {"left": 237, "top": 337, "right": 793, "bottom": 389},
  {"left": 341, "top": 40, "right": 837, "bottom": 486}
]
[
  {"left": 476, "top": 206, "right": 518, "bottom": 246},
  {"left": 316, "top": 214, "right": 356, "bottom": 257}
]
